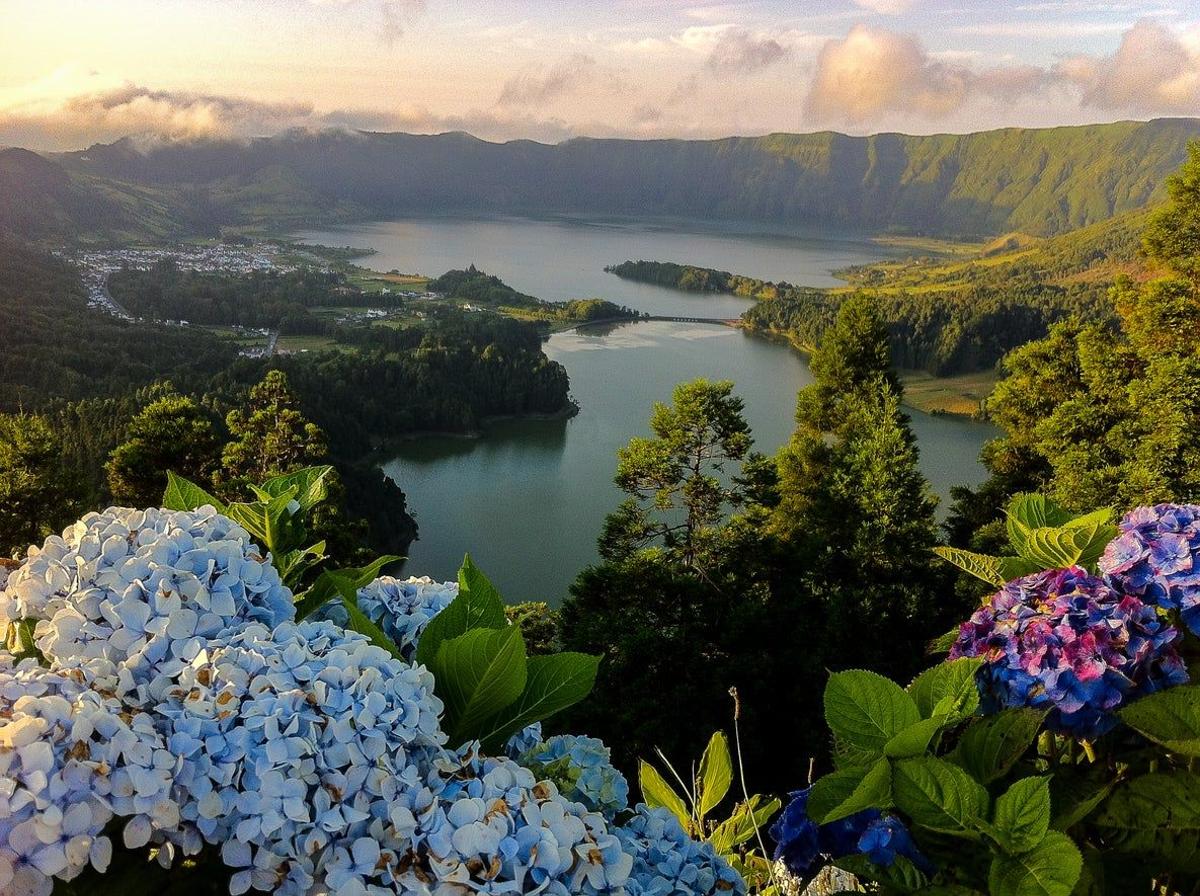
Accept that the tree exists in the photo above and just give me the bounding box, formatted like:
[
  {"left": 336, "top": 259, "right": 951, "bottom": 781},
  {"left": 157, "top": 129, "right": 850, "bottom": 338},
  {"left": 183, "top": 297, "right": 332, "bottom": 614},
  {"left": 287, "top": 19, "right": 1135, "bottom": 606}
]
[
  {"left": 772, "top": 296, "right": 949, "bottom": 678},
  {"left": 0, "top": 413, "right": 79, "bottom": 556},
  {"left": 220, "top": 370, "right": 327, "bottom": 487},
  {"left": 599, "top": 379, "right": 753, "bottom": 570},
  {"left": 106, "top": 388, "right": 221, "bottom": 508},
  {"left": 971, "top": 142, "right": 1200, "bottom": 514}
]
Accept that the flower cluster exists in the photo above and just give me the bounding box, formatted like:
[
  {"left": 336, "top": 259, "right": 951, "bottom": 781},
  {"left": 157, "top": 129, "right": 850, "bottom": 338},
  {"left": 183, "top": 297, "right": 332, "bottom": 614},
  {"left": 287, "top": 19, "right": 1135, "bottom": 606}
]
[
  {"left": 424, "top": 749, "right": 633, "bottom": 894},
  {"left": 949, "top": 566, "right": 1187, "bottom": 738},
  {"left": 1, "top": 507, "right": 714, "bottom": 896},
  {"left": 769, "top": 789, "right": 928, "bottom": 883},
  {"left": 616, "top": 806, "right": 746, "bottom": 896},
  {"left": 0, "top": 658, "right": 180, "bottom": 896},
  {"left": 518, "top": 734, "right": 630, "bottom": 821},
  {"left": 0, "top": 507, "right": 294, "bottom": 702},
  {"left": 1101, "top": 503, "right": 1200, "bottom": 635},
  {"left": 317, "top": 575, "right": 457, "bottom": 662}
]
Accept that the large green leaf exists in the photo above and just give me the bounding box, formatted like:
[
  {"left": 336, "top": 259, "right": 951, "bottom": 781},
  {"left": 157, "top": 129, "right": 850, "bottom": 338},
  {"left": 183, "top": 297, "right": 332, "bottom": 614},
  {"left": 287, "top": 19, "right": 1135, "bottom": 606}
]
[
  {"left": 806, "top": 767, "right": 867, "bottom": 822},
  {"left": 414, "top": 554, "right": 508, "bottom": 667},
  {"left": 819, "top": 758, "right": 893, "bottom": 824},
  {"left": 1091, "top": 771, "right": 1200, "bottom": 873},
  {"left": 253, "top": 465, "right": 334, "bottom": 512},
  {"left": 475, "top": 651, "right": 601, "bottom": 752},
  {"left": 162, "top": 471, "right": 225, "bottom": 513},
  {"left": 987, "top": 831, "right": 1082, "bottom": 896},
  {"left": 1119, "top": 685, "right": 1200, "bottom": 756},
  {"left": 697, "top": 731, "right": 733, "bottom": 818},
  {"left": 1049, "top": 774, "right": 1112, "bottom": 832},
  {"left": 948, "top": 709, "right": 1046, "bottom": 784},
  {"left": 886, "top": 717, "right": 951, "bottom": 759},
  {"left": 639, "top": 760, "right": 690, "bottom": 829},
  {"left": 893, "top": 756, "right": 990, "bottom": 836},
  {"left": 908, "top": 658, "right": 983, "bottom": 721},
  {"left": 1007, "top": 493, "right": 1075, "bottom": 533},
  {"left": 993, "top": 777, "right": 1052, "bottom": 855},
  {"left": 293, "top": 554, "right": 402, "bottom": 619},
  {"left": 430, "top": 626, "right": 528, "bottom": 746},
  {"left": 824, "top": 669, "right": 921, "bottom": 754},
  {"left": 932, "top": 547, "right": 1041, "bottom": 586}
]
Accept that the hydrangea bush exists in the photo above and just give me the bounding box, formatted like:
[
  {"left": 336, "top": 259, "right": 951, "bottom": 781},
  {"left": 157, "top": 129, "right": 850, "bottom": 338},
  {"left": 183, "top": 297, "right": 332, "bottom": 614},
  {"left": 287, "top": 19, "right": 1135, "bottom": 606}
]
[
  {"left": 0, "top": 477, "right": 745, "bottom": 896},
  {"left": 782, "top": 496, "right": 1200, "bottom": 896}
]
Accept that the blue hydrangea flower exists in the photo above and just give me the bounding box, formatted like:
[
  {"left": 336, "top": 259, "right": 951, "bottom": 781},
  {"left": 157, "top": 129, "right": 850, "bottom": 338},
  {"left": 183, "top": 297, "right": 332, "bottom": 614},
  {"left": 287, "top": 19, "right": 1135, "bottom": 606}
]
[
  {"left": 504, "top": 722, "right": 544, "bottom": 759},
  {"left": 152, "top": 619, "right": 446, "bottom": 895},
  {"left": 0, "top": 507, "right": 294, "bottom": 703},
  {"left": 421, "top": 748, "right": 633, "bottom": 894},
  {"left": 518, "top": 734, "right": 630, "bottom": 821},
  {"left": 0, "top": 657, "right": 180, "bottom": 896},
  {"left": 770, "top": 789, "right": 930, "bottom": 883},
  {"left": 616, "top": 805, "right": 744, "bottom": 896},
  {"left": 950, "top": 566, "right": 1187, "bottom": 739},
  {"left": 1101, "top": 504, "right": 1200, "bottom": 635},
  {"left": 316, "top": 575, "right": 456, "bottom": 662}
]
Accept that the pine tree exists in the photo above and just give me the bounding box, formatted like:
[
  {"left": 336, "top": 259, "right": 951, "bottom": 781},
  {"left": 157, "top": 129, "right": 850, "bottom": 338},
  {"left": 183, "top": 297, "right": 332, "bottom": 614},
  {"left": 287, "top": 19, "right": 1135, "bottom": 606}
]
[
  {"left": 106, "top": 388, "right": 221, "bottom": 508},
  {"left": 0, "top": 413, "right": 80, "bottom": 556},
  {"left": 220, "top": 370, "right": 328, "bottom": 487}
]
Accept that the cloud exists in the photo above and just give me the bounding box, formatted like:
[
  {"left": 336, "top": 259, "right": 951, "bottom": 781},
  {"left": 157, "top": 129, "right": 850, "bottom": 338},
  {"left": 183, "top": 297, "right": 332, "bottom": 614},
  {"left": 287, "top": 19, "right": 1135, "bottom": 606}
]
[
  {"left": 704, "top": 29, "right": 791, "bottom": 73},
  {"left": 307, "top": 0, "right": 426, "bottom": 45},
  {"left": 497, "top": 54, "right": 617, "bottom": 107},
  {"left": 1058, "top": 19, "right": 1200, "bottom": 114},
  {"left": 805, "top": 25, "right": 972, "bottom": 123},
  {"left": 853, "top": 0, "right": 917, "bottom": 13}
]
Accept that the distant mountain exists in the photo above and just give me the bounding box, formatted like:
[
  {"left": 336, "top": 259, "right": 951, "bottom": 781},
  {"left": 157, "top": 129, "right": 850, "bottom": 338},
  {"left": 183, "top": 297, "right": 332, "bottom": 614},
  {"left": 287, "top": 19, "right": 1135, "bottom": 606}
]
[{"left": 48, "top": 119, "right": 1199, "bottom": 240}]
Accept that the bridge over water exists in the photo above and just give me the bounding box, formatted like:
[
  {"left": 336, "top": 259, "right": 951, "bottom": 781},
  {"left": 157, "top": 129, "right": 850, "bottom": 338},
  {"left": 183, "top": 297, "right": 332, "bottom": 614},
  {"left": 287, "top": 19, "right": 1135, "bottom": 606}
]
[{"left": 645, "top": 315, "right": 741, "bottom": 326}]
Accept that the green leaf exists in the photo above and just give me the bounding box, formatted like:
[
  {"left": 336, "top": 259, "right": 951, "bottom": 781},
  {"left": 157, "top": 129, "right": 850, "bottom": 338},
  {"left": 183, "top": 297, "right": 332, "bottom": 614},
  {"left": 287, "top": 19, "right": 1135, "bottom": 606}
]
[
  {"left": 292, "top": 554, "right": 402, "bottom": 619},
  {"left": 948, "top": 709, "right": 1046, "bottom": 784},
  {"left": 1091, "top": 771, "right": 1200, "bottom": 873},
  {"left": 415, "top": 555, "right": 508, "bottom": 668},
  {"left": 1007, "top": 493, "right": 1074, "bottom": 533},
  {"left": 819, "top": 758, "right": 893, "bottom": 824},
  {"left": 1119, "top": 685, "right": 1200, "bottom": 756},
  {"left": 994, "top": 777, "right": 1052, "bottom": 854},
  {"left": 272, "top": 541, "right": 327, "bottom": 589},
  {"left": 806, "top": 767, "right": 864, "bottom": 822},
  {"left": 893, "top": 756, "right": 990, "bottom": 835},
  {"left": 988, "top": 831, "right": 1082, "bottom": 896},
  {"left": 697, "top": 731, "right": 734, "bottom": 818},
  {"left": 1050, "top": 774, "right": 1112, "bottom": 832},
  {"left": 708, "top": 795, "right": 781, "bottom": 854},
  {"left": 1019, "top": 524, "right": 1116, "bottom": 572},
  {"left": 640, "top": 759, "right": 690, "bottom": 829},
  {"left": 885, "top": 716, "right": 949, "bottom": 759},
  {"left": 932, "top": 546, "right": 1007, "bottom": 586},
  {"left": 475, "top": 651, "right": 600, "bottom": 752},
  {"left": 431, "top": 626, "right": 528, "bottom": 746},
  {"left": 254, "top": 465, "right": 334, "bottom": 512},
  {"left": 908, "top": 658, "right": 983, "bottom": 721},
  {"left": 6, "top": 619, "right": 44, "bottom": 664},
  {"left": 162, "top": 471, "right": 225, "bottom": 512},
  {"left": 824, "top": 669, "right": 921, "bottom": 754}
]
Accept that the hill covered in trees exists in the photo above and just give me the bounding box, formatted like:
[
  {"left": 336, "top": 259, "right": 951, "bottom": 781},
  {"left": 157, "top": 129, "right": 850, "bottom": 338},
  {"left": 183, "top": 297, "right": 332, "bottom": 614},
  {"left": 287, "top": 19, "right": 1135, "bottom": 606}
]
[{"left": 4, "top": 119, "right": 1198, "bottom": 241}]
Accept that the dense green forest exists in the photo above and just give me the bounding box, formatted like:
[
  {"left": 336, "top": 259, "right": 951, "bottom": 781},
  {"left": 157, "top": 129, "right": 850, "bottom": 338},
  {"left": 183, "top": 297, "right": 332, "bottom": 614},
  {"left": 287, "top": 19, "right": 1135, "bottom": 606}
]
[
  {"left": 3, "top": 120, "right": 1199, "bottom": 242},
  {"left": 429, "top": 265, "right": 643, "bottom": 322}
]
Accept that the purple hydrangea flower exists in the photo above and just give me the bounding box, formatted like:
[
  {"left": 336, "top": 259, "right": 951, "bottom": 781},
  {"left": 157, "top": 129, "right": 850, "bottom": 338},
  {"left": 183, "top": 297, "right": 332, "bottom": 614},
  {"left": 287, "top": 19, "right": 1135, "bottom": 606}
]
[
  {"left": 950, "top": 566, "right": 1187, "bottom": 738},
  {"left": 1101, "top": 503, "right": 1200, "bottom": 635}
]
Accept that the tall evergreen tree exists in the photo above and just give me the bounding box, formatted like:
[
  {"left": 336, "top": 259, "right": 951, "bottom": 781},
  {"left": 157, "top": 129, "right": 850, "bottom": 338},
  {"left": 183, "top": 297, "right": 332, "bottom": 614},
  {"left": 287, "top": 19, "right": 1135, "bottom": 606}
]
[
  {"left": 0, "top": 413, "right": 80, "bottom": 557},
  {"left": 220, "top": 370, "right": 328, "bottom": 487},
  {"left": 106, "top": 387, "right": 222, "bottom": 508}
]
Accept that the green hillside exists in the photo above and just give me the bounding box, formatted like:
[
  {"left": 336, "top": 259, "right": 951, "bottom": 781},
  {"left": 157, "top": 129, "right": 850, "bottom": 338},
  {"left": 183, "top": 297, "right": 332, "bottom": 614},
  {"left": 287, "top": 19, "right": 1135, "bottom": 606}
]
[{"left": 42, "top": 118, "right": 1200, "bottom": 241}]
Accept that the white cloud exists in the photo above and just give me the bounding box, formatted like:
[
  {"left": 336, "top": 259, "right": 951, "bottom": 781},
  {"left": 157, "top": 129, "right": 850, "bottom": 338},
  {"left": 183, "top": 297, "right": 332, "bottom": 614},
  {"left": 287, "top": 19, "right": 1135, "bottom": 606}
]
[
  {"left": 704, "top": 28, "right": 791, "bottom": 73},
  {"left": 853, "top": 0, "right": 917, "bottom": 13},
  {"left": 1058, "top": 19, "right": 1200, "bottom": 113}
]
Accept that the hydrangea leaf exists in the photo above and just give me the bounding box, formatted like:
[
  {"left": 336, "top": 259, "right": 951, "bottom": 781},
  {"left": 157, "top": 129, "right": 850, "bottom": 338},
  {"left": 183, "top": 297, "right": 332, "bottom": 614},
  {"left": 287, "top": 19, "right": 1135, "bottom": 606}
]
[
  {"left": 818, "top": 758, "right": 893, "bottom": 824},
  {"left": 431, "top": 625, "right": 528, "bottom": 746},
  {"left": 1007, "top": 493, "right": 1075, "bottom": 533},
  {"left": 1091, "top": 771, "right": 1200, "bottom": 873},
  {"left": 1049, "top": 773, "right": 1113, "bottom": 832},
  {"left": 293, "top": 554, "right": 403, "bottom": 619},
  {"left": 708, "top": 794, "right": 781, "bottom": 854},
  {"left": 1118, "top": 685, "right": 1200, "bottom": 756},
  {"left": 908, "top": 658, "right": 984, "bottom": 720},
  {"left": 824, "top": 669, "right": 921, "bottom": 754},
  {"left": 993, "top": 777, "right": 1052, "bottom": 855},
  {"left": 931, "top": 546, "right": 1007, "bottom": 586},
  {"left": 836, "top": 852, "right": 929, "bottom": 892},
  {"left": 885, "top": 717, "right": 949, "bottom": 759},
  {"left": 253, "top": 465, "right": 334, "bottom": 513},
  {"left": 337, "top": 594, "right": 407, "bottom": 661},
  {"left": 697, "top": 731, "right": 733, "bottom": 818},
  {"left": 987, "top": 830, "right": 1082, "bottom": 896},
  {"left": 948, "top": 709, "right": 1047, "bottom": 784},
  {"left": 893, "top": 756, "right": 990, "bottom": 836},
  {"left": 638, "top": 759, "right": 690, "bottom": 828},
  {"left": 414, "top": 554, "right": 507, "bottom": 667},
  {"left": 162, "top": 471, "right": 225, "bottom": 513},
  {"left": 475, "top": 651, "right": 601, "bottom": 753}
]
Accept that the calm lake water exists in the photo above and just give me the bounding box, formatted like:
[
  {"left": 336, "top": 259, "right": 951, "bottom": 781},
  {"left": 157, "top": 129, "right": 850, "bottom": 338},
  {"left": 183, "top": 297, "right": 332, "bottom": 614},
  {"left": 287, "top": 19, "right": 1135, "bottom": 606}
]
[{"left": 295, "top": 216, "right": 997, "bottom": 605}]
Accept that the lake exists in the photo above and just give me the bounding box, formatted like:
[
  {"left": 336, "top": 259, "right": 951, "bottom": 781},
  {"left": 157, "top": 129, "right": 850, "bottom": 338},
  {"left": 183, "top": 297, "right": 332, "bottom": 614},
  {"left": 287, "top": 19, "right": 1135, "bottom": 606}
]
[{"left": 295, "top": 216, "right": 997, "bottom": 605}]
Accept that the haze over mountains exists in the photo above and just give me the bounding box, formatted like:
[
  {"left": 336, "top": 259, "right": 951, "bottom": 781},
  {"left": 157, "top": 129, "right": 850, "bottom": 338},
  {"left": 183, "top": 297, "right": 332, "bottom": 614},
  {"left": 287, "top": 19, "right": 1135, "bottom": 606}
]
[{"left": 3, "top": 117, "right": 1199, "bottom": 241}]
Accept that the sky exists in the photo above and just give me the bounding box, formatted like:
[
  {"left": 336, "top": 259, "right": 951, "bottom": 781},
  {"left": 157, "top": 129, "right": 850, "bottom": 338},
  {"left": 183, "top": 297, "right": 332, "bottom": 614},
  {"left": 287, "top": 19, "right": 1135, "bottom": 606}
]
[{"left": 1, "top": 0, "right": 1199, "bottom": 150}]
